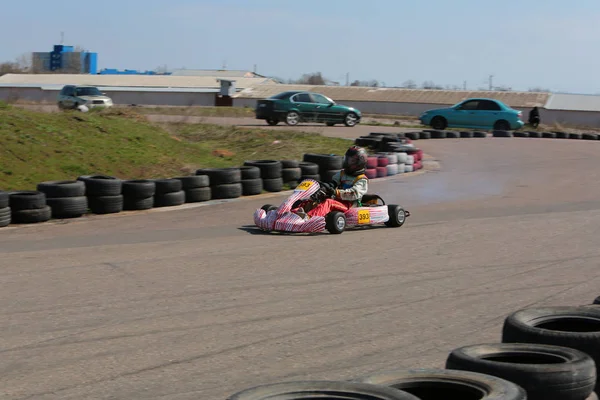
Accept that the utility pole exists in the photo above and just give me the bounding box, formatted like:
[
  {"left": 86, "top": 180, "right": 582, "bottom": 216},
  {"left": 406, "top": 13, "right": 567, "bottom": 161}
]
[
  {"left": 346, "top": 72, "right": 349, "bottom": 86},
  {"left": 489, "top": 75, "right": 494, "bottom": 91},
  {"left": 463, "top": 81, "right": 467, "bottom": 91}
]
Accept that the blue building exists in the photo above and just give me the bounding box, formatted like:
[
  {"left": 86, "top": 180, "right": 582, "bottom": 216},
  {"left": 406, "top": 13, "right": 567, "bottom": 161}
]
[{"left": 32, "top": 45, "right": 98, "bottom": 74}]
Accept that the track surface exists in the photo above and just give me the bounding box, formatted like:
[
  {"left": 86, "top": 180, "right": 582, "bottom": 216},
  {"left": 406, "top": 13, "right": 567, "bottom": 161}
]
[{"left": 2, "top": 130, "right": 600, "bottom": 399}]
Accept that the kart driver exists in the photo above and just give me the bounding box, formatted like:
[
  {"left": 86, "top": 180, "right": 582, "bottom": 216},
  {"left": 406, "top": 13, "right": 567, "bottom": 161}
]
[{"left": 294, "top": 145, "right": 369, "bottom": 219}]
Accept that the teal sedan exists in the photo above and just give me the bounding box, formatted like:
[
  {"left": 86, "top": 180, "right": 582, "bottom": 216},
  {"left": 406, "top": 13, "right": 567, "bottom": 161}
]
[
  {"left": 419, "top": 98, "right": 524, "bottom": 131},
  {"left": 255, "top": 91, "right": 362, "bottom": 127}
]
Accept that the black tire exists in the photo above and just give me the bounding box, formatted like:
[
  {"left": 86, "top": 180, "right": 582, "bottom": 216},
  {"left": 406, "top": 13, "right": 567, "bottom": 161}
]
[
  {"left": 211, "top": 183, "right": 242, "bottom": 199},
  {"left": 460, "top": 131, "right": 474, "bottom": 138},
  {"left": 431, "top": 116, "right": 447, "bottom": 130},
  {"left": 474, "top": 131, "right": 488, "bottom": 138},
  {"left": 352, "top": 368, "right": 526, "bottom": 400},
  {"left": 446, "top": 131, "right": 459, "bottom": 138},
  {"left": 77, "top": 175, "right": 122, "bottom": 196},
  {"left": 299, "top": 161, "right": 319, "bottom": 175},
  {"left": 153, "top": 178, "right": 182, "bottom": 195},
  {"left": 282, "top": 167, "right": 302, "bottom": 182},
  {"left": 493, "top": 130, "right": 513, "bottom": 138},
  {"left": 46, "top": 196, "right": 88, "bottom": 219},
  {"left": 321, "top": 169, "right": 339, "bottom": 182},
  {"left": 542, "top": 132, "right": 557, "bottom": 139},
  {"left": 418, "top": 131, "right": 430, "bottom": 139},
  {"left": 122, "top": 180, "right": 156, "bottom": 198},
  {"left": 37, "top": 180, "right": 85, "bottom": 198},
  {"left": 583, "top": 133, "right": 599, "bottom": 140},
  {"left": 239, "top": 166, "right": 261, "bottom": 180},
  {"left": 303, "top": 153, "right": 343, "bottom": 171},
  {"left": 195, "top": 168, "right": 241, "bottom": 185},
  {"left": 88, "top": 195, "right": 124, "bottom": 214},
  {"left": 11, "top": 206, "right": 51, "bottom": 224},
  {"left": 344, "top": 112, "right": 359, "bottom": 127},
  {"left": 569, "top": 132, "right": 583, "bottom": 140},
  {"left": 261, "top": 204, "right": 277, "bottom": 212},
  {"left": 241, "top": 178, "right": 263, "bottom": 196},
  {"left": 154, "top": 190, "right": 185, "bottom": 207},
  {"left": 430, "top": 130, "right": 447, "bottom": 139},
  {"left": 555, "top": 131, "right": 568, "bottom": 139},
  {"left": 514, "top": 132, "right": 529, "bottom": 138},
  {"left": 405, "top": 132, "right": 420, "bottom": 140},
  {"left": 281, "top": 159, "right": 300, "bottom": 169},
  {"left": 243, "top": 160, "right": 282, "bottom": 179},
  {"left": 326, "top": 211, "right": 346, "bottom": 234},
  {"left": 185, "top": 187, "right": 211, "bottom": 203},
  {"left": 0, "top": 190, "right": 8, "bottom": 209},
  {"left": 123, "top": 196, "right": 154, "bottom": 211},
  {"left": 528, "top": 131, "right": 541, "bottom": 138},
  {"left": 263, "top": 177, "right": 283, "bottom": 192},
  {"left": 494, "top": 120, "right": 511, "bottom": 131},
  {"left": 227, "top": 381, "right": 419, "bottom": 400},
  {"left": 9, "top": 191, "right": 46, "bottom": 211},
  {"left": 502, "top": 306, "right": 600, "bottom": 391},
  {"left": 385, "top": 205, "right": 407, "bottom": 227},
  {"left": 173, "top": 175, "right": 210, "bottom": 189},
  {"left": 446, "top": 343, "right": 596, "bottom": 400},
  {"left": 355, "top": 137, "right": 381, "bottom": 148},
  {"left": 0, "top": 206, "right": 10, "bottom": 227}
]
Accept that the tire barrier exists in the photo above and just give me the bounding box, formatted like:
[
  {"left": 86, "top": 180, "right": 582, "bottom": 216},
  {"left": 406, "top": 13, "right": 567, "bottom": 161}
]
[
  {"left": 375, "top": 128, "right": 600, "bottom": 142},
  {"left": 0, "top": 149, "right": 427, "bottom": 227},
  {"left": 228, "top": 298, "right": 600, "bottom": 400},
  {"left": 153, "top": 179, "right": 185, "bottom": 208}
]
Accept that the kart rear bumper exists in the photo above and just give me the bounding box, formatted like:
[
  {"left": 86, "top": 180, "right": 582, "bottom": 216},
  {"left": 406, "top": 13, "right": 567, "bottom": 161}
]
[{"left": 253, "top": 208, "right": 326, "bottom": 233}]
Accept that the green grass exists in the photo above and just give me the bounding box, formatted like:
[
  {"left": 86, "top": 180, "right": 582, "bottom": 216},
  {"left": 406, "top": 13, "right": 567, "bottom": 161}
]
[{"left": 0, "top": 105, "right": 352, "bottom": 190}]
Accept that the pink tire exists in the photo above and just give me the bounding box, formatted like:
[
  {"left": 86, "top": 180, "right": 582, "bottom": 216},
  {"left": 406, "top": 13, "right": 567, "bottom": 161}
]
[
  {"left": 365, "top": 168, "right": 378, "bottom": 179},
  {"left": 377, "top": 156, "right": 389, "bottom": 167},
  {"left": 376, "top": 166, "right": 387, "bottom": 177},
  {"left": 366, "top": 156, "right": 378, "bottom": 169}
]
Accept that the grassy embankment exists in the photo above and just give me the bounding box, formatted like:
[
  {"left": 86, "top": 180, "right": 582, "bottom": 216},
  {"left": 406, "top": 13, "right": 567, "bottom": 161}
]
[{"left": 0, "top": 103, "right": 352, "bottom": 190}]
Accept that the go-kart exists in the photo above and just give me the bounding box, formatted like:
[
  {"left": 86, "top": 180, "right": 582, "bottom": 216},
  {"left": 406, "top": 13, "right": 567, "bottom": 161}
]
[{"left": 253, "top": 179, "right": 410, "bottom": 234}]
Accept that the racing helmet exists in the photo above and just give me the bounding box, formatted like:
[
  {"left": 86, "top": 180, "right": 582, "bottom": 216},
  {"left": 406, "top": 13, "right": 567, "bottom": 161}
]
[{"left": 343, "top": 145, "right": 368, "bottom": 175}]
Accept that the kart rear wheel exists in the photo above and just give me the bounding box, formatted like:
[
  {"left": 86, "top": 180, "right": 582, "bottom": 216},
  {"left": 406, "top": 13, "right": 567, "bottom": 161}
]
[
  {"left": 261, "top": 204, "right": 277, "bottom": 212},
  {"left": 326, "top": 211, "right": 346, "bottom": 234},
  {"left": 385, "top": 205, "right": 407, "bottom": 227}
]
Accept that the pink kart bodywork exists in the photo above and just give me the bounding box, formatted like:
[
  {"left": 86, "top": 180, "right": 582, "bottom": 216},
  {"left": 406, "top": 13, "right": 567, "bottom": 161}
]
[{"left": 253, "top": 179, "right": 395, "bottom": 233}]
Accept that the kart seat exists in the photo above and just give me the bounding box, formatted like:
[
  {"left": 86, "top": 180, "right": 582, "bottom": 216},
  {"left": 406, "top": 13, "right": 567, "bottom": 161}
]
[{"left": 362, "top": 194, "right": 385, "bottom": 206}]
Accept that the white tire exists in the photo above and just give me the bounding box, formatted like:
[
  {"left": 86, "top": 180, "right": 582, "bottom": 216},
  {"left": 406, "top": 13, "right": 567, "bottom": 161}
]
[
  {"left": 404, "top": 164, "right": 414, "bottom": 173},
  {"left": 397, "top": 163, "right": 405, "bottom": 173},
  {"left": 386, "top": 163, "right": 399, "bottom": 176},
  {"left": 406, "top": 155, "right": 415, "bottom": 165},
  {"left": 397, "top": 152, "right": 408, "bottom": 164}
]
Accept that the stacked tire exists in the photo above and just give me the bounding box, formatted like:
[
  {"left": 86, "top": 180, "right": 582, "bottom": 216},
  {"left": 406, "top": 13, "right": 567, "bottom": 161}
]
[
  {"left": 0, "top": 190, "right": 9, "bottom": 227},
  {"left": 280, "top": 160, "right": 302, "bottom": 188},
  {"left": 299, "top": 161, "right": 320, "bottom": 181},
  {"left": 37, "top": 180, "right": 88, "bottom": 219},
  {"left": 243, "top": 160, "right": 283, "bottom": 192},
  {"left": 78, "top": 175, "right": 123, "bottom": 215},
  {"left": 366, "top": 156, "right": 378, "bottom": 179},
  {"left": 122, "top": 180, "right": 156, "bottom": 210},
  {"left": 153, "top": 179, "right": 185, "bottom": 207},
  {"left": 176, "top": 175, "right": 211, "bottom": 202},
  {"left": 376, "top": 154, "right": 388, "bottom": 178},
  {"left": 239, "top": 166, "right": 263, "bottom": 196},
  {"left": 9, "top": 191, "right": 51, "bottom": 224},
  {"left": 303, "top": 153, "right": 343, "bottom": 182},
  {"left": 196, "top": 168, "right": 242, "bottom": 200},
  {"left": 376, "top": 153, "right": 400, "bottom": 176}
]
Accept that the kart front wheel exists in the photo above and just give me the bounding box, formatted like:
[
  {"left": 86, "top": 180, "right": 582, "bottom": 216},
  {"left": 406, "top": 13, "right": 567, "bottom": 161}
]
[
  {"left": 261, "top": 204, "right": 277, "bottom": 212},
  {"left": 385, "top": 205, "right": 407, "bottom": 227},
  {"left": 326, "top": 211, "right": 346, "bottom": 234}
]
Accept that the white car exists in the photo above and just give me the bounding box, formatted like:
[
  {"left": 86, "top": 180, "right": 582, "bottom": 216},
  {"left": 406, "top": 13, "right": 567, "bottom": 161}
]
[{"left": 57, "top": 85, "right": 113, "bottom": 110}]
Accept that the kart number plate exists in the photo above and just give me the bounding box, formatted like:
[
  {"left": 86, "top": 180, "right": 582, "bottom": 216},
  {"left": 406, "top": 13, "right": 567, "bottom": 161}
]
[
  {"left": 357, "top": 209, "right": 371, "bottom": 224},
  {"left": 296, "top": 181, "right": 314, "bottom": 191}
]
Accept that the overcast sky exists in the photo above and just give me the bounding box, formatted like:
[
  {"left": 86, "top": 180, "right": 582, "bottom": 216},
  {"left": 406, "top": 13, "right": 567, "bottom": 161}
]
[{"left": 2, "top": 0, "right": 599, "bottom": 93}]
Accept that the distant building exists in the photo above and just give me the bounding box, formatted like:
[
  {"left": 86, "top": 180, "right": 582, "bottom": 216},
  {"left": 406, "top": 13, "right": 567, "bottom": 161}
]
[{"left": 32, "top": 45, "right": 97, "bottom": 74}]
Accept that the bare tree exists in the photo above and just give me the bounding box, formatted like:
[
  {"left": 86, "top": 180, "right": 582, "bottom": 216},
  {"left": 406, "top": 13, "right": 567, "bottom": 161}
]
[{"left": 402, "top": 79, "right": 417, "bottom": 89}]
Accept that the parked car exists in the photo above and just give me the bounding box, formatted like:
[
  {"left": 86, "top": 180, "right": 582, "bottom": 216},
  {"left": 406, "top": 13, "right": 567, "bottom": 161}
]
[
  {"left": 419, "top": 98, "right": 524, "bottom": 131},
  {"left": 255, "top": 91, "right": 361, "bottom": 127},
  {"left": 57, "top": 85, "right": 113, "bottom": 110}
]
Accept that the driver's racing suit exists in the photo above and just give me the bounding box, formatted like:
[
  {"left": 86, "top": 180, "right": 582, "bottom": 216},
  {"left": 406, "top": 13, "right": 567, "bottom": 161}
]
[{"left": 305, "top": 171, "right": 369, "bottom": 217}]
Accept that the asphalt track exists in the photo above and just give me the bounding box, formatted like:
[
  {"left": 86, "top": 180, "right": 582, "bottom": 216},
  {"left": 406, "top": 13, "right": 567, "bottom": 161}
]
[{"left": 2, "top": 122, "right": 600, "bottom": 399}]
